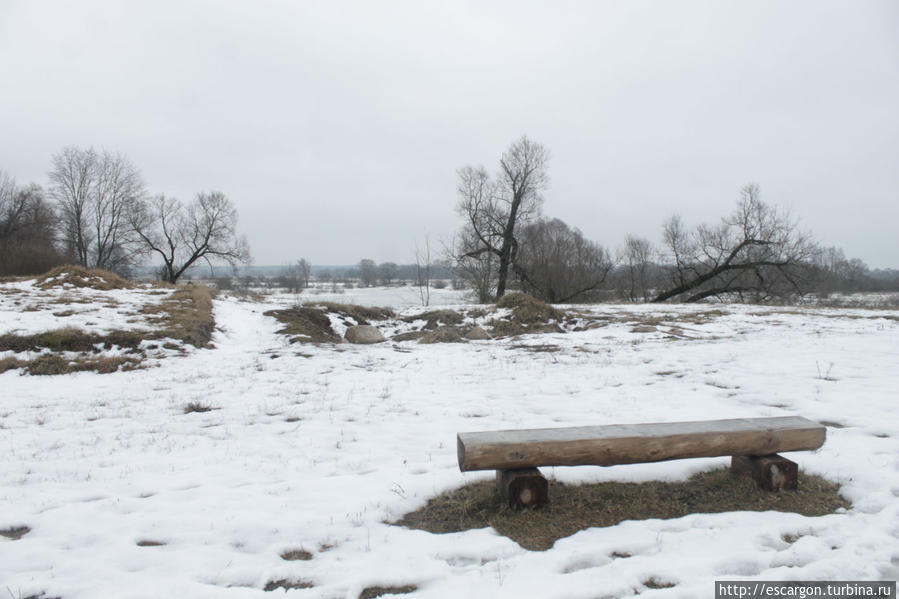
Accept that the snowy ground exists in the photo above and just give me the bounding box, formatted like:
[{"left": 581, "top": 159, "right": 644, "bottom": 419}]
[
  {"left": 2, "top": 286, "right": 898, "bottom": 598},
  {"left": 0, "top": 278, "right": 176, "bottom": 337}
]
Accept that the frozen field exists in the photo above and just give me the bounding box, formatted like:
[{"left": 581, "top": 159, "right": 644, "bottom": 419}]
[{"left": 2, "top": 286, "right": 898, "bottom": 598}]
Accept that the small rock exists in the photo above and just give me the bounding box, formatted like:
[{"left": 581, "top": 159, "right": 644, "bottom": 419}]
[{"left": 345, "top": 325, "right": 385, "bottom": 344}]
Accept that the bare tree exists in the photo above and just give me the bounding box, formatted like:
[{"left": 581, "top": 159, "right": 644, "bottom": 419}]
[
  {"left": 455, "top": 136, "right": 548, "bottom": 299},
  {"left": 378, "top": 261, "right": 398, "bottom": 286},
  {"left": 653, "top": 184, "right": 817, "bottom": 303},
  {"left": 282, "top": 259, "right": 310, "bottom": 293},
  {"left": 619, "top": 234, "right": 655, "bottom": 302},
  {"left": 447, "top": 226, "right": 497, "bottom": 303},
  {"left": 514, "top": 218, "right": 612, "bottom": 303},
  {"left": 49, "top": 146, "right": 145, "bottom": 274},
  {"left": 358, "top": 259, "right": 377, "bottom": 287},
  {"left": 415, "top": 236, "right": 431, "bottom": 306},
  {"left": 0, "top": 171, "right": 64, "bottom": 275},
  {"left": 297, "top": 258, "right": 312, "bottom": 288},
  {"left": 130, "top": 191, "right": 250, "bottom": 284}
]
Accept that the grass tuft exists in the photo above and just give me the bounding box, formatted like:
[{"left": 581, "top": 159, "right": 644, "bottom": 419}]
[
  {"left": 264, "top": 579, "right": 315, "bottom": 591},
  {"left": 183, "top": 402, "right": 215, "bottom": 414},
  {"left": 489, "top": 293, "right": 567, "bottom": 337},
  {"left": 280, "top": 549, "right": 313, "bottom": 561},
  {"left": 395, "top": 469, "right": 850, "bottom": 551},
  {"left": 359, "top": 585, "right": 418, "bottom": 599},
  {"left": 0, "top": 525, "right": 30, "bottom": 540}
]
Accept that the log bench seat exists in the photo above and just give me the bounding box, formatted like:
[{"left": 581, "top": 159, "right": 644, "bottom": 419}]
[{"left": 456, "top": 416, "right": 826, "bottom": 509}]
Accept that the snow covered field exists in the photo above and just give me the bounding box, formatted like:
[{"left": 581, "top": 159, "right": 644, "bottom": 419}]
[
  {"left": 2, "top": 285, "right": 898, "bottom": 598},
  {"left": 0, "top": 277, "right": 176, "bottom": 337}
]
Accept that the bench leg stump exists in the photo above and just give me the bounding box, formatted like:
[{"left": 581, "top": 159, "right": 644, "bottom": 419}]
[
  {"left": 496, "top": 467, "right": 548, "bottom": 509},
  {"left": 732, "top": 454, "right": 798, "bottom": 491}
]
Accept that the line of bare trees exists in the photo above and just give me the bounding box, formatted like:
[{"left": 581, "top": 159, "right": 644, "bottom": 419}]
[
  {"left": 1, "top": 146, "right": 250, "bottom": 282},
  {"left": 450, "top": 136, "right": 894, "bottom": 304}
]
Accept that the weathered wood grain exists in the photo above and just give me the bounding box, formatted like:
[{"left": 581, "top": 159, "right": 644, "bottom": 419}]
[{"left": 457, "top": 416, "right": 825, "bottom": 472}]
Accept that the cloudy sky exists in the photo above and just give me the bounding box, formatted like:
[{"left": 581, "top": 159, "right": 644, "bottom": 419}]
[{"left": 1, "top": 1, "right": 897, "bottom": 267}]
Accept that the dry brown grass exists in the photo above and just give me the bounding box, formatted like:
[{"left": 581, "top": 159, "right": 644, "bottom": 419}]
[
  {"left": 359, "top": 585, "right": 418, "bottom": 599},
  {"left": 418, "top": 327, "right": 467, "bottom": 344},
  {"left": 24, "top": 354, "right": 143, "bottom": 376},
  {"left": 489, "top": 293, "right": 567, "bottom": 337},
  {"left": 396, "top": 469, "right": 849, "bottom": 551},
  {"left": 1, "top": 280, "right": 217, "bottom": 375},
  {"left": 35, "top": 265, "right": 133, "bottom": 290},
  {"left": 0, "top": 327, "right": 145, "bottom": 353},
  {"left": 497, "top": 292, "right": 564, "bottom": 322},
  {"left": 0, "top": 274, "right": 28, "bottom": 284},
  {"left": 266, "top": 302, "right": 395, "bottom": 344},
  {"left": 0, "top": 356, "right": 25, "bottom": 374},
  {"left": 280, "top": 549, "right": 313, "bottom": 561},
  {"left": 305, "top": 301, "right": 394, "bottom": 323},
  {"left": 263, "top": 579, "right": 315, "bottom": 591},
  {"left": 265, "top": 306, "right": 342, "bottom": 343},
  {"left": 402, "top": 309, "right": 464, "bottom": 329},
  {"left": 0, "top": 525, "right": 30, "bottom": 540},
  {"left": 139, "top": 285, "right": 217, "bottom": 347}
]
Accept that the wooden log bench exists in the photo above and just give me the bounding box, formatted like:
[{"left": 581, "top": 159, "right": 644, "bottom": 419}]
[{"left": 457, "top": 416, "right": 826, "bottom": 509}]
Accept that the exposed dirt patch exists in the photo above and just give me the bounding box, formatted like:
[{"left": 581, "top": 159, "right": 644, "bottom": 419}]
[
  {"left": 395, "top": 469, "right": 849, "bottom": 551},
  {"left": 0, "top": 525, "right": 30, "bottom": 540},
  {"left": 36, "top": 265, "right": 133, "bottom": 290},
  {"left": 280, "top": 549, "right": 313, "bottom": 561},
  {"left": 359, "top": 585, "right": 418, "bottom": 599},
  {"left": 644, "top": 578, "right": 677, "bottom": 589},
  {"left": 183, "top": 402, "right": 216, "bottom": 414},
  {"left": 264, "top": 579, "right": 315, "bottom": 591},
  {"left": 136, "top": 540, "right": 166, "bottom": 547}
]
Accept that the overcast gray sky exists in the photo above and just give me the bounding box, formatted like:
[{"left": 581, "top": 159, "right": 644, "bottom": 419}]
[{"left": 1, "top": 0, "right": 897, "bottom": 268}]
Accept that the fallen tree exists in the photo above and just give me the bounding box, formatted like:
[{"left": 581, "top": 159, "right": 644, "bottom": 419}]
[{"left": 652, "top": 185, "right": 818, "bottom": 303}]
